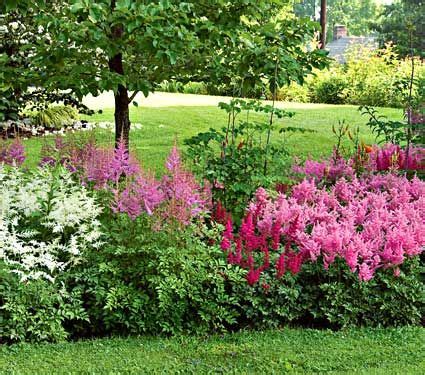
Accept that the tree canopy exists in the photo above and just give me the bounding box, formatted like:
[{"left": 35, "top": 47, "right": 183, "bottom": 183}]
[
  {"left": 1, "top": 0, "right": 328, "bottom": 144},
  {"left": 372, "top": 0, "right": 425, "bottom": 57}
]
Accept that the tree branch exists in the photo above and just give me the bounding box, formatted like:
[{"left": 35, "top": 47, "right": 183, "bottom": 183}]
[{"left": 128, "top": 90, "right": 139, "bottom": 103}]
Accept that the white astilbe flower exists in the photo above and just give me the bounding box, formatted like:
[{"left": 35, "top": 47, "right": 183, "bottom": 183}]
[{"left": 0, "top": 165, "right": 103, "bottom": 282}]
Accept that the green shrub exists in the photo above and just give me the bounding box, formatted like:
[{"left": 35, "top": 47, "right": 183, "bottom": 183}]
[
  {"left": 310, "top": 71, "right": 348, "bottom": 104},
  {"left": 309, "top": 45, "right": 425, "bottom": 108},
  {"left": 158, "top": 80, "right": 184, "bottom": 93},
  {"left": 0, "top": 262, "right": 88, "bottom": 343},
  {"left": 183, "top": 81, "right": 208, "bottom": 95},
  {"left": 184, "top": 99, "right": 296, "bottom": 221},
  {"left": 67, "top": 216, "right": 246, "bottom": 337},
  {"left": 297, "top": 257, "right": 424, "bottom": 328},
  {"left": 30, "top": 105, "right": 79, "bottom": 129},
  {"left": 233, "top": 256, "right": 424, "bottom": 330},
  {"left": 268, "top": 83, "right": 310, "bottom": 103}
]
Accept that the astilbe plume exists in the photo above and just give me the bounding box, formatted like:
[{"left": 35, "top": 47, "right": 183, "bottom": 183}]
[
  {"left": 112, "top": 174, "right": 164, "bottom": 219},
  {"left": 0, "top": 139, "right": 25, "bottom": 166},
  {"left": 82, "top": 141, "right": 211, "bottom": 225},
  {"left": 221, "top": 174, "right": 425, "bottom": 285},
  {"left": 84, "top": 139, "right": 140, "bottom": 188},
  {"left": 366, "top": 143, "right": 424, "bottom": 172},
  {"left": 293, "top": 150, "right": 355, "bottom": 184},
  {"left": 212, "top": 201, "right": 232, "bottom": 225},
  {"left": 40, "top": 136, "right": 96, "bottom": 173},
  {"left": 160, "top": 144, "right": 212, "bottom": 225}
]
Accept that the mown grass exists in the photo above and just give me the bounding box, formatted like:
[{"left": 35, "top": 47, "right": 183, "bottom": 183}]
[
  {"left": 21, "top": 104, "right": 402, "bottom": 172},
  {"left": 1, "top": 328, "right": 424, "bottom": 374}
]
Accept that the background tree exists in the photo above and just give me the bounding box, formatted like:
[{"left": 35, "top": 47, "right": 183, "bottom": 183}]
[
  {"left": 372, "top": 0, "right": 425, "bottom": 58},
  {"left": 294, "top": 0, "right": 379, "bottom": 40},
  {"left": 2, "top": 0, "right": 327, "bottom": 146},
  {"left": 293, "top": 0, "right": 318, "bottom": 20}
]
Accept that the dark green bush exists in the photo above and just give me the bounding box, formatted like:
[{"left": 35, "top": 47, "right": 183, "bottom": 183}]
[
  {"left": 66, "top": 216, "right": 246, "bottom": 337},
  {"left": 297, "top": 257, "right": 424, "bottom": 328},
  {"left": 232, "top": 256, "right": 424, "bottom": 330},
  {"left": 310, "top": 74, "right": 348, "bottom": 104},
  {"left": 0, "top": 262, "right": 88, "bottom": 343},
  {"left": 1, "top": 215, "right": 423, "bottom": 343}
]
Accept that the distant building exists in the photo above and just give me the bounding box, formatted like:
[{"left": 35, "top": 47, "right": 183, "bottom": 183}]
[{"left": 326, "top": 25, "right": 378, "bottom": 64}]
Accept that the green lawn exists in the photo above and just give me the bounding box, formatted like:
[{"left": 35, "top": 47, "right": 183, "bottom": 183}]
[
  {"left": 2, "top": 328, "right": 424, "bottom": 374},
  {"left": 22, "top": 104, "right": 402, "bottom": 172}
]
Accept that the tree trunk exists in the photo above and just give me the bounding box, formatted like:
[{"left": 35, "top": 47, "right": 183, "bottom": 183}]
[
  {"left": 320, "top": 0, "right": 327, "bottom": 49},
  {"left": 108, "top": 54, "right": 130, "bottom": 147},
  {"left": 109, "top": 0, "right": 130, "bottom": 147},
  {"left": 113, "top": 83, "right": 130, "bottom": 146}
]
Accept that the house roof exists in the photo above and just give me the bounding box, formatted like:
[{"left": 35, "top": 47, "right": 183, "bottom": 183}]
[{"left": 326, "top": 37, "right": 378, "bottom": 63}]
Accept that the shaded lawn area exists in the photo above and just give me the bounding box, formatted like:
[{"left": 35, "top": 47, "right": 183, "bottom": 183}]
[
  {"left": 2, "top": 328, "right": 424, "bottom": 374},
  {"left": 22, "top": 104, "right": 402, "bottom": 172}
]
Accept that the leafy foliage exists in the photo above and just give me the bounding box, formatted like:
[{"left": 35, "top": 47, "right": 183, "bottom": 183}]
[
  {"left": 294, "top": 0, "right": 379, "bottom": 41},
  {"left": 372, "top": 0, "right": 425, "bottom": 58},
  {"left": 1, "top": 263, "right": 88, "bottom": 343},
  {"left": 185, "top": 99, "right": 305, "bottom": 220},
  {"left": 30, "top": 106, "right": 79, "bottom": 129},
  {"left": 1, "top": 0, "right": 328, "bottom": 144}
]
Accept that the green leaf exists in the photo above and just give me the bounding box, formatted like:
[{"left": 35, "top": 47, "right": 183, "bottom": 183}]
[{"left": 70, "top": 2, "right": 85, "bottom": 13}]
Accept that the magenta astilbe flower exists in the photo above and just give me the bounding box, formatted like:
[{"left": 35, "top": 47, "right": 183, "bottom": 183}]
[
  {"left": 212, "top": 201, "right": 231, "bottom": 225},
  {"left": 221, "top": 218, "right": 234, "bottom": 251},
  {"left": 38, "top": 136, "right": 99, "bottom": 174},
  {"left": 112, "top": 186, "right": 142, "bottom": 219},
  {"left": 84, "top": 148, "right": 115, "bottom": 188},
  {"left": 0, "top": 140, "right": 25, "bottom": 166},
  {"left": 109, "top": 139, "right": 140, "bottom": 183},
  {"left": 246, "top": 268, "right": 261, "bottom": 286},
  {"left": 367, "top": 143, "right": 424, "bottom": 172},
  {"left": 293, "top": 159, "right": 327, "bottom": 181},
  {"left": 84, "top": 140, "right": 140, "bottom": 189},
  {"left": 165, "top": 143, "right": 181, "bottom": 172}
]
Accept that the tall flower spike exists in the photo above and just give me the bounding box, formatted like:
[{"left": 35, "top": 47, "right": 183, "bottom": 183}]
[{"left": 165, "top": 142, "right": 181, "bottom": 172}]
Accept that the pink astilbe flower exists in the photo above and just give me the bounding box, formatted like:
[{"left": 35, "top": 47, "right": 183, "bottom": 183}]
[
  {"left": 293, "top": 151, "right": 355, "bottom": 184},
  {"left": 112, "top": 174, "right": 164, "bottom": 219},
  {"left": 0, "top": 139, "right": 25, "bottom": 166},
  {"left": 85, "top": 139, "right": 140, "bottom": 188},
  {"left": 108, "top": 139, "right": 140, "bottom": 183},
  {"left": 39, "top": 136, "right": 97, "bottom": 173},
  {"left": 161, "top": 145, "right": 211, "bottom": 225},
  {"left": 221, "top": 173, "right": 425, "bottom": 285},
  {"left": 37, "top": 138, "right": 210, "bottom": 225}
]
